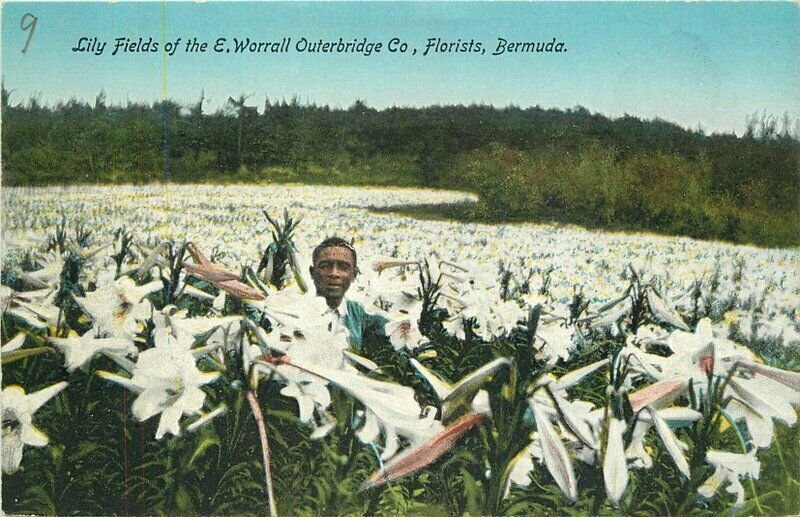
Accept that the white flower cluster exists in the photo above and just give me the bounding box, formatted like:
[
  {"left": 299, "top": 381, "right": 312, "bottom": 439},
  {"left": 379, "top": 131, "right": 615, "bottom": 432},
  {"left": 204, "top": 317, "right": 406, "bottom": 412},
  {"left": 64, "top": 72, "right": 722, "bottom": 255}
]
[{"left": 2, "top": 185, "right": 798, "bottom": 510}]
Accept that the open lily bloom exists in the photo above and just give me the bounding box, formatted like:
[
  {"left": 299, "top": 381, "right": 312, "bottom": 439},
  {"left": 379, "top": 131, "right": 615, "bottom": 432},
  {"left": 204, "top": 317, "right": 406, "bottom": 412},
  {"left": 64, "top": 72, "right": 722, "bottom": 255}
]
[
  {"left": 1, "top": 382, "right": 68, "bottom": 473},
  {"left": 385, "top": 316, "right": 426, "bottom": 352},
  {"left": 697, "top": 450, "right": 760, "bottom": 508},
  {"left": 454, "top": 287, "right": 525, "bottom": 340},
  {"left": 411, "top": 357, "right": 512, "bottom": 423},
  {"left": 505, "top": 438, "right": 540, "bottom": 495},
  {"left": 279, "top": 380, "right": 331, "bottom": 426},
  {"left": 487, "top": 299, "right": 527, "bottom": 337},
  {"left": 384, "top": 302, "right": 426, "bottom": 352},
  {"left": 152, "top": 307, "right": 243, "bottom": 355},
  {"left": 49, "top": 330, "right": 137, "bottom": 372},
  {"left": 261, "top": 321, "right": 351, "bottom": 435},
  {"left": 626, "top": 319, "right": 800, "bottom": 449},
  {"left": 273, "top": 319, "right": 351, "bottom": 367},
  {"left": 268, "top": 358, "right": 442, "bottom": 460},
  {"left": 1, "top": 286, "right": 60, "bottom": 330},
  {"left": 663, "top": 318, "right": 718, "bottom": 356},
  {"left": 534, "top": 321, "right": 576, "bottom": 366},
  {"left": 75, "top": 277, "right": 162, "bottom": 340},
  {"left": 16, "top": 252, "right": 66, "bottom": 289},
  {"left": 251, "top": 290, "right": 330, "bottom": 327},
  {"left": 98, "top": 333, "right": 220, "bottom": 439}
]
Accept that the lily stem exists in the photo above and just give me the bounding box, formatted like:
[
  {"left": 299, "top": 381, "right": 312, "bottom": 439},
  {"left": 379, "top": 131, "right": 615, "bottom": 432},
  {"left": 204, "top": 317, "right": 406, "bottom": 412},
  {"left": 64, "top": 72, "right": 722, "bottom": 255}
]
[{"left": 246, "top": 390, "right": 278, "bottom": 517}]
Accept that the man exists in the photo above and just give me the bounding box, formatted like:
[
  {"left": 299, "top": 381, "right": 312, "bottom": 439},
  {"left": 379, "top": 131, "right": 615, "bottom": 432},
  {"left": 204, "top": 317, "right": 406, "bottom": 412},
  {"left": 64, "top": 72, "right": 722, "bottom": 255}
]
[{"left": 310, "top": 237, "right": 387, "bottom": 352}]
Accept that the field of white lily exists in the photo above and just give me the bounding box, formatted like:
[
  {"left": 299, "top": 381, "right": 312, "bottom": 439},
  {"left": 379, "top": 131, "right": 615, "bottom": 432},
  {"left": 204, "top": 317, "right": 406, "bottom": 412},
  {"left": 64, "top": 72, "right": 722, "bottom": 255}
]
[{"left": 2, "top": 184, "right": 799, "bottom": 515}]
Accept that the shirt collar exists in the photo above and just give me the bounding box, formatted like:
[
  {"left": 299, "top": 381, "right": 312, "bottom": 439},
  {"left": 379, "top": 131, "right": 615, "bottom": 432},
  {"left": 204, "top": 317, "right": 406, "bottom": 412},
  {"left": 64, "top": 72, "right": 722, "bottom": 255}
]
[{"left": 322, "top": 296, "right": 349, "bottom": 317}]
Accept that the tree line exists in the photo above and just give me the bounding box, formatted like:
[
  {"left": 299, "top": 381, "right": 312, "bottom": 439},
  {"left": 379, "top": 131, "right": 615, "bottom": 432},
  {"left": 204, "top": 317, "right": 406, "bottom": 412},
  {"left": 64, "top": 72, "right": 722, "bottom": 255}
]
[{"left": 2, "top": 88, "right": 798, "bottom": 246}]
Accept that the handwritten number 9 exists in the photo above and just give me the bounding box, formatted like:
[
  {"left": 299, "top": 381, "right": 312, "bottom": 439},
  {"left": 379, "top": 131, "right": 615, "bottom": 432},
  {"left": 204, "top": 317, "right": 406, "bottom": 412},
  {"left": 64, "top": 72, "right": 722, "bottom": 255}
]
[{"left": 20, "top": 13, "right": 38, "bottom": 53}]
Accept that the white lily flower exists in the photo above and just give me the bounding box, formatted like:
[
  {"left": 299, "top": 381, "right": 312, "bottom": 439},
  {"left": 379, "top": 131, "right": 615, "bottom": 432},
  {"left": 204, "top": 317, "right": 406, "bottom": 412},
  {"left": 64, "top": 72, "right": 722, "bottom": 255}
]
[
  {"left": 486, "top": 299, "right": 526, "bottom": 337},
  {"left": 1, "top": 286, "right": 59, "bottom": 329},
  {"left": 151, "top": 308, "right": 242, "bottom": 361},
  {"left": 697, "top": 450, "right": 760, "bottom": 508},
  {"left": 1, "top": 382, "right": 68, "bottom": 473},
  {"left": 664, "top": 318, "right": 715, "bottom": 356},
  {"left": 75, "top": 277, "right": 162, "bottom": 340},
  {"left": 98, "top": 337, "right": 219, "bottom": 439},
  {"left": 509, "top": 438, "right": 538, "bottom": 476},
  {"left": 645, "top": 287, "right": 689, "bottom": 331},
  {"left": 273, "top": 359, "right": 441, "bottom": 460},
  {"left": 505, "top": 438, "right": 541, "bottom": 497},
  {"left": 17, "top": 253, "right": 65, "bottom": 288},
  {"left": 49, "top": 330, "right": 137, "bottom": 372},
  {"left": 534, "top": 321, "right": 576, "bottom": 366},
  {"left": 384, "top": 302, "right": 426, "bottom": 351},
  {"left": 411, "top": 357, "right": 512, "bottom": 423},
  {"left": 442, "top": 316, "right": 468, "bottom": 340},
  {"left": 280, "top": 381, "right": 331, "bottom": 424}
]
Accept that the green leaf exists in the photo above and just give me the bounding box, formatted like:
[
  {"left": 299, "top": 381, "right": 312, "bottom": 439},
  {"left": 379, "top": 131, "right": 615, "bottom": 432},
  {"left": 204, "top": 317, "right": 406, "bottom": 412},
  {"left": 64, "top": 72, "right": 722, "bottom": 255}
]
[
  {"left": 460, "top": 467, "right": 482, "bottom": 516},
  {"left": 1, "top": 346, "right": 54, "bottom": 364},
  {"left": 175, "top": 485, "right": 194, "bottom": 512},
  {"left": 70, "top": 441, "right": 103, "bottom": 462},
  {"left": 19, "top": 485, "right": 56, "bottom": 515},
  {"left": 189, "top": 436, "right": 221, "bottom": 466}
]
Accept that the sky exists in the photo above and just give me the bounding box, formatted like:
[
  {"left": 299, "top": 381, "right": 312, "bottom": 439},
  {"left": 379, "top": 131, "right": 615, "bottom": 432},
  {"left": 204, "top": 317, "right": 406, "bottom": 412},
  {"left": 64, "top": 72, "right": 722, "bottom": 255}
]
[{"left": 2, "top": 1, "right": 798, "bottom": 135}]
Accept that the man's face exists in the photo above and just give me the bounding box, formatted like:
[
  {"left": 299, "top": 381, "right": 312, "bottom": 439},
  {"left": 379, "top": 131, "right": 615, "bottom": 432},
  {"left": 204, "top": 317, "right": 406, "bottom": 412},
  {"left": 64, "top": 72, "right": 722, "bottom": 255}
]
[{"left": 311, "top": 246, "right": 357, "bottom": 306}]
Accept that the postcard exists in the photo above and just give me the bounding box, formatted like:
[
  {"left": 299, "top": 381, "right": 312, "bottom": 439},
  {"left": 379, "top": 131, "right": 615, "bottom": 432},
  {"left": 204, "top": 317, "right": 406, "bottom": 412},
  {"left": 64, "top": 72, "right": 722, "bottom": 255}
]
[{"left": 2, "top": 1, "right": 799, "bottom": 515}]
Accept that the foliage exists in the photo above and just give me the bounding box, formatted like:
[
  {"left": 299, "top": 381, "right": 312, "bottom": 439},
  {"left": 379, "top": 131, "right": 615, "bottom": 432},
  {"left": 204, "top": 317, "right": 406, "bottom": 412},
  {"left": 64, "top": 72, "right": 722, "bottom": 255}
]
[{"left": 2, "top": 89, "right": 797, "bottom": 247}]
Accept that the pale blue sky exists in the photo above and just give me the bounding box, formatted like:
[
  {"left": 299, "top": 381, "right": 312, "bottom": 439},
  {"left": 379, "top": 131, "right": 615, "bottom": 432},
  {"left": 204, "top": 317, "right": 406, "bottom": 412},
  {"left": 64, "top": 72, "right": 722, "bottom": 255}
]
[{"left": 2, "top": 1, "right": 798, "bottom": 135}]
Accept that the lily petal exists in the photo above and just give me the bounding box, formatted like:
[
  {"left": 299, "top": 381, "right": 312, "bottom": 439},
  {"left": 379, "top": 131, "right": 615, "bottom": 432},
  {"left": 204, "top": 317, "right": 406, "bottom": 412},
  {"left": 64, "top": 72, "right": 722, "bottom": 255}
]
[
  {"left": 647, "top": 406, "right": 690, "bottom": 479},
  {"left": 532, "top": 399, "right": 578, "bottom": 502},
  {"left": 360, "top": 412, "right": 486, "bottom": 491},
  {"left": 24, "top": 381, "right": 68, "bottom": 413},
  {"left": 739, "top": 361, "right": 800, "bottom": 393},
  {"left": 646, "top": 288, "right": 689, "bottom": 331},
  {"left": 552, "top": 358, "right": 608, "bottom": 391},
  {"left": 629, "top": 380, "right": 687, "bottom": 413},
  {"left": 604, "top": 418, "right": 629, "bottom": 506}
]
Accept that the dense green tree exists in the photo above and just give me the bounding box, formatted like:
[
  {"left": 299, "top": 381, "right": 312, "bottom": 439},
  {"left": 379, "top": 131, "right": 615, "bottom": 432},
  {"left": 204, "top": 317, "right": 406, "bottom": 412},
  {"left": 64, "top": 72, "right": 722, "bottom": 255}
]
[{"left": 2, "top": 89, "right": 797, "bottom": 246}]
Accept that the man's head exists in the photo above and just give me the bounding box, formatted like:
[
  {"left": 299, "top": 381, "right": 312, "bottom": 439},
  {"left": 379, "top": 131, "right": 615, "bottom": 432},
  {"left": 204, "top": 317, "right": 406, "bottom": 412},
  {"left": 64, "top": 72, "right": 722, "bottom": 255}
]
[{"left": 310, "top": 237, "right": 358, "bottom": 308}]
